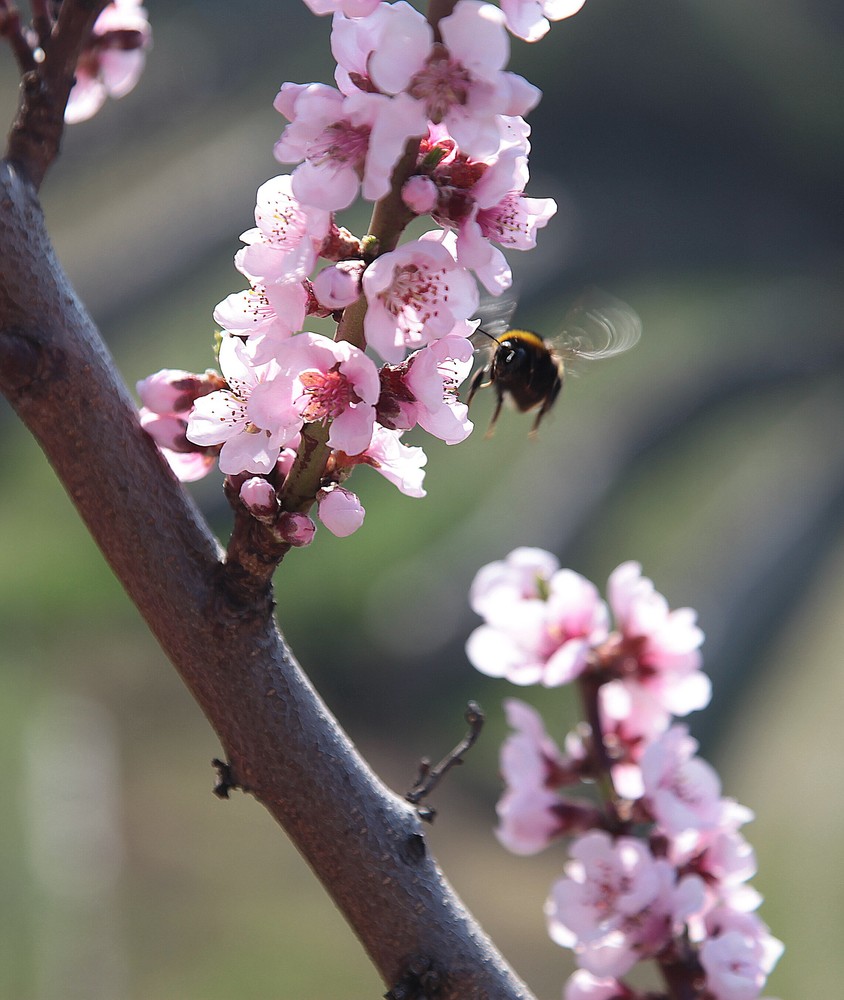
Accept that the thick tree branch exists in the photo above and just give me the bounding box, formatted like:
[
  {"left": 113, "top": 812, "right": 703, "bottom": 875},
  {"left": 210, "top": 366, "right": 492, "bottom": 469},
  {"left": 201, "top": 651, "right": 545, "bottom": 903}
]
[{"left": 0, "top": 159, "right": 536, "bottom": 998}]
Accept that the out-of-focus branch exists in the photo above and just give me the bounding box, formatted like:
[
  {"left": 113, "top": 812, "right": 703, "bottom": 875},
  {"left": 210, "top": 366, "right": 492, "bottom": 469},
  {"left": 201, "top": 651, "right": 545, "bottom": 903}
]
[
  {"left": 0, "top": 160, "right": 536, "bottom": 1000},
  {"left": 5, "top": 0, "right": 108, "bottom": 191}
]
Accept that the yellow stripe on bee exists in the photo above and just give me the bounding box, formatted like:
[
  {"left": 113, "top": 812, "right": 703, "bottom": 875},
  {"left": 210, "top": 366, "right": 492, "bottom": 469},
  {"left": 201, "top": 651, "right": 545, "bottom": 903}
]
[{"left": 496, "top": 329, "right": 546, "bottom": 347}]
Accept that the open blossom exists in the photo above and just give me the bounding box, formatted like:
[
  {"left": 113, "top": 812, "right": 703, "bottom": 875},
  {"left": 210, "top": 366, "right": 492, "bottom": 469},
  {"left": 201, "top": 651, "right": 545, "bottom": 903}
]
[
  {"left": 236, "top": 175, "right": 332, "bottom": 285},
  {"left": 262, "top": 332, "right": 381, "bottom": 455},
  {"left": 273, "top": 82, "right": 427, "bottom": 210},
  {"left": 607, "top": 561, "right": 710, "bottom": 720},
  {"left": 467, "top": 551, "right": 608, "bottom": 686},
  {"left": 213, "top": 281, "right": 309, "bottom": 361},
  {"left": 497, "top": 699, "right": 599, "bottom": 855},
  {"left": 376, "top": 332, "right": 475, "bottom": 444},
  {"left": 356, "top": 424, "right": 427, "bottom": 497},
  {"left": 546, "top": 831, "right": 705, "bottom": 978},
  {"left": 186, "top": 336, "right": 300, "bottom": 475},
  {"left": 700, "top": 910, "right": 784, "bottom": 1000},
  {"left": 332, "top": 1, "right": 540, "bottom": 157},
  {"left": 412, "top": 119, "right": 556, "bottom": 293},
  {"left": 362, "top": 235, "right": 479, "bottom": 363},
  {"left": 65, "top": 0, "right": 151, "bottom": 124},
  {"left": 501, "top": 0, "right": 587, "bottom": 43}
]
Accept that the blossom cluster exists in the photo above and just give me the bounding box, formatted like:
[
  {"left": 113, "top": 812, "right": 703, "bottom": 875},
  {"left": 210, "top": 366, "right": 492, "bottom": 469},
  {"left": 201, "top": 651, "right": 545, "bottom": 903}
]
[
  {"left": 136, "top": 0, "right": 567, "bottom": 540},
  {"left": 467, "top": 549, "right": 783, "bottom": 1000}
]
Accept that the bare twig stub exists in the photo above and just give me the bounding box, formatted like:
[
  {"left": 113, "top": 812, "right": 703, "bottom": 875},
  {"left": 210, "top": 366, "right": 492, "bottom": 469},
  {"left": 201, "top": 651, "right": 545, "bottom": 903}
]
[{"left": 406, "top": 702, "right": 485, "bottom": 821}]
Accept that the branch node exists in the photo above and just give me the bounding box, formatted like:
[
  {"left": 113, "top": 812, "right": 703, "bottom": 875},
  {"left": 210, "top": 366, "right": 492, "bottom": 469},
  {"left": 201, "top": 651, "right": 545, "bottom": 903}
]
[
  {"left": 385, "top": 955, "right": 441, "bottom": 999},
  {"left": 211, "top": 757, "right": 240, "bottom": 799},
  {"left": 404, "top": 701, "right": 485, "bottom": 819}
]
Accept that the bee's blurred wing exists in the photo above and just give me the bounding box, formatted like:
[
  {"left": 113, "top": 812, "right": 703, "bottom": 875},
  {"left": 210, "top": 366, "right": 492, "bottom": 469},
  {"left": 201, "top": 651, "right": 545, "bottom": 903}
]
[
  {"left": 561, "top": 289, "right": 642, "bottom": 361},
  {"left": 472, "top": 293, "right": 519, "bottom": 343}
]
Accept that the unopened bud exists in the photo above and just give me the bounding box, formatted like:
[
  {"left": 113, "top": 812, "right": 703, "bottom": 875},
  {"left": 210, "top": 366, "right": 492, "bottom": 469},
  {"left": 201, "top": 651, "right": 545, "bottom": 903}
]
[
  {"left": 278, "top": 511, "right": 316, "bottom": 547},
  {"left": 401, "top": 175, "right": 439, "bottom": 215},
  {"left": 317, "top": 485, "right": 365, "bottom": 537},
  {"left": 137, "top": 368, "right": 220, "bottom": 415},
  {"left": 239, "top": 477, "right": 279, "bottom": 518},
  {"left": 139, "top": 408, "right": 190, "bottom": 451},
  {"left": 312, "top": 260, "right": 365, "bottom": 310}
]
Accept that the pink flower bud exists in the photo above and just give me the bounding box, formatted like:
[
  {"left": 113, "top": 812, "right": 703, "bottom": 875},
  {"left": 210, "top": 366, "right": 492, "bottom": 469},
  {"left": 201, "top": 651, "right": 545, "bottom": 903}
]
[
  {"left": 137, "top": 369, "right": 219, "bottom": 415},
  {"left": 239, "top": 477, "right": 278, "bottom": 518},
  {"left": 278, "top": 511, "right": 316, "bottom": 547},
  {"left": 139, "top": 408, "right": 190, "bottom": 452},
  {"left": 401, "top": 175, "right": 439, "bottom": 215},
  {"left": 317, "top": 485, "right": 365, "bottom": 537},
  {"left": 312, "top": 261, "right": 364, "bottom": 310}
]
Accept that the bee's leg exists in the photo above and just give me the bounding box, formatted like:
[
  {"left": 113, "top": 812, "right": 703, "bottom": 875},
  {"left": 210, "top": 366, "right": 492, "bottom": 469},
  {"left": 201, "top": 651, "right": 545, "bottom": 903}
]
[
  {"left": 485, "top": 388, "right": 505, "bottom": 439},
  {"left": 528, "top": 375, "right": 564, "bottom": 438},
  {"left": 466, "top": 365, "right": 490, "bottom": 407}
]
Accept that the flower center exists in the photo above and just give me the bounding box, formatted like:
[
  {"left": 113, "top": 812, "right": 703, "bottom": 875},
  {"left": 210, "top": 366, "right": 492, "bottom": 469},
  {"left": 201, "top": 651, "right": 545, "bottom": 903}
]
[
  {"left": 309, "top": 121, "right": 371, "bottom": 170},
  {"left": 298, "top": 366, "right": 359, "bottom": 421},
  {"left": 409, "top": 45, "right": 471, "bottom": 123}
]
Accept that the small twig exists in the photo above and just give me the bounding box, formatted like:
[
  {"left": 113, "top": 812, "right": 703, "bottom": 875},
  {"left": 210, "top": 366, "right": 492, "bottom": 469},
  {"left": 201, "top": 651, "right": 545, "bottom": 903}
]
[
  {"left": 0, "top": 2, "right": 38, "bottom": 72},
  {"left": 405, "top": 702, "right": 485, "bottom": 821},
  {"left": 30, "top": 0, "right": 53, "bottom": 48}
]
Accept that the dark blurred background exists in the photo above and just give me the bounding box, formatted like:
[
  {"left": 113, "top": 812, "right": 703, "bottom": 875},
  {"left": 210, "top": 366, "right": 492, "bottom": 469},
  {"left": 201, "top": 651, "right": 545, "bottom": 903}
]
[{"left": 2, "top": 1, "right": 843, "bottom": 996}]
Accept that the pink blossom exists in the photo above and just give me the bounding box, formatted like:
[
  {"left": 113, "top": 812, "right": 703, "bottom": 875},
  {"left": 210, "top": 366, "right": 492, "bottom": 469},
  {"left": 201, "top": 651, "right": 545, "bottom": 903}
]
[
  {"left": 460, "top": 190, "right": 557, "bottom": 292},
  {"left": 430, "top": 1, "right": 541, "bottom": 155},
  {"left": 564, "top": 970, "right": 630, "bottom": 1000},
  {"left": 186, "top": 336, "right": 300, "bottom": 475},
  {"left": 213, "top": 281, "right": 308, "bottom": 361},
  {"left": 332, "top": 1, "right": 540, "bottom": 157},
  {"left": 236, "top": 175, "right": 332, "bottom": 285},
  {"left": 467, "top": 562, "right": 608, "bottom": 686},
  {"left": 362, "top": 235, "right": 479, "bottom": 363},
  {"left": 547, "top": 831, "right": 704, "bottom": 977},
  {"left": 273, "top": 83, "right": 426, "bottom": 210},
  {"left": 358, "top": 425, "right": 427, "bottom": 497},
  {"left": 501, "top": 0, "right": 587, "bottom": 43},
  {"left": 376, "top": 332, "right": 474, "bottom": 443},
  {"left": 700, "top": 910, "right": 783, "bottom": 1000},
  {"left": 139, "top": 408, "right": 216, "bottom": 482},
  {"left": 331, "top": 1, "right": 433, "bottom": 96},
  {"left": 607, "top": 561, "right": 711, "bottom": 718},
  {"left": 65, "top": 1, "right": 151, "bottom": 124},
  {"left": 496, "top": 699, "right": 597, "bottom": 854},
  {"left": 303, "top": 0, "right": 380, "bottom": 15},
  {"left": 469, "top": 546, "right": 560, "bottom": 621},
  {"left": 599, "top": 679, "right": 670, "bottom": 757},
  {"left": 268, "top": 332, "right": 380, "bottom": 455},
  {"left": 139, "top": 409, "right": 191, "bottom": 454},
  {"left": 317, "top": 485, "right": 365, "bottom": 536},
  {"left": 405, "top": 334, "right": 475, "bottom": 443},
  {"left": 640, "top": 725, "right": 722, "bottom": 850}
]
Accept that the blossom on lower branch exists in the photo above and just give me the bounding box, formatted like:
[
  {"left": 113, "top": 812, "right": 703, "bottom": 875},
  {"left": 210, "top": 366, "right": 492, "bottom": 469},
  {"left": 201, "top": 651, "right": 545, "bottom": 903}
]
[{"left": 467, "top": 548, "right": 782, "bottom": 1000}]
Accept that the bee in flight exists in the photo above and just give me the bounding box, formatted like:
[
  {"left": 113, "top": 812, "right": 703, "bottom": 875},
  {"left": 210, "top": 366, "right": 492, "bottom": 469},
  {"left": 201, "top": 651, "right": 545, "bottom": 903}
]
[{"left": 466, "top": 290, "right": 642, "bottom": 436}]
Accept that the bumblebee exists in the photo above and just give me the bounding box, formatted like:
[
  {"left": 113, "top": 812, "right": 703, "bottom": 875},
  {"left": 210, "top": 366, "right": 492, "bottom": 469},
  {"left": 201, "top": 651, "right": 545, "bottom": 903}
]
[{"left": 466, "top": 291, "right": 642, "bottom": 436}]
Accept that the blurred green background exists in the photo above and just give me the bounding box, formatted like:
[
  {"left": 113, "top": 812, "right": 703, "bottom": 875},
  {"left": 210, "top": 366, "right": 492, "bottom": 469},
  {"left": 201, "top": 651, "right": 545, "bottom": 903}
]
[{"left": 2, "top": 1, "right": 843, "bottom": 996}]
